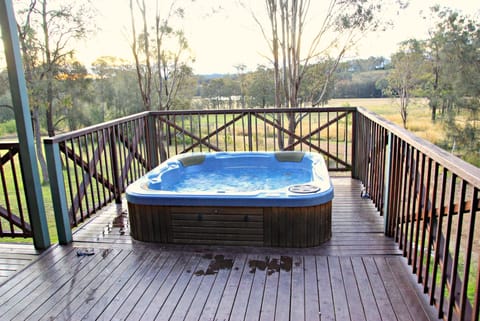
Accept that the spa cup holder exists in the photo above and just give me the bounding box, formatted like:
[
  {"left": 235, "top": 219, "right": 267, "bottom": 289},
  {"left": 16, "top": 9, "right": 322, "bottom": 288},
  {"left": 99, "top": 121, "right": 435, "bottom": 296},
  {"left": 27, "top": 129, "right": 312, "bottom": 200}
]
[{"left": 288, "top": 184, "right": 321, "bottom": 194}]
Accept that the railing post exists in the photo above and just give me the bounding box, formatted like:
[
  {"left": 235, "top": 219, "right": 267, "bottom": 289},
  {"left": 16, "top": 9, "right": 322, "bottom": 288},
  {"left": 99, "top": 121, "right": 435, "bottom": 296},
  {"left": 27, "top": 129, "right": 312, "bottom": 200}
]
[
  {"left": 1, "top": 0, "right": 50, "bottom": 249},
  {"left": 247, "top": 112, "right": 253, "bottom": 151},
  {"left": 146, "top": 113, "right": 159, "bottom": 169},
  {"left": 351, "top": 108, "right": 359, "bottom": 179},
  {"left": 109, "top": 127, "right": 122, "bottom": 204},
  {"left": 383, "top": 131, "right": 393, "bottom": 236},
  {"left": 45, "top": 141, "right": 72, "bottom": 244}
]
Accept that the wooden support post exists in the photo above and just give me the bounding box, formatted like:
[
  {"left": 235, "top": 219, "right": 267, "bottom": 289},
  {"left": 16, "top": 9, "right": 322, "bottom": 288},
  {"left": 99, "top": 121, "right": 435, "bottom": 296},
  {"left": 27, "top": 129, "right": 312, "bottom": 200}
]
[
  {"left": 351, "top": 108, "right": 358, "bottom": 179},
  {"left": 44, "top": 141, "right": 72, "bottom": 244},
  {"left": 0, "top": 0, "right": 51, "bottom": 249},
  {"left": 146, "top": 113, "right": 159, "bottom": 169},
  {"left": 247, "top": 112, "right": 253, "bottom": 151},
  {"left": 109, "top": 127, "right": 122, "bottom": 204},
  {"left": 383, "top": 132, "right": 393, "bottom": 236}
]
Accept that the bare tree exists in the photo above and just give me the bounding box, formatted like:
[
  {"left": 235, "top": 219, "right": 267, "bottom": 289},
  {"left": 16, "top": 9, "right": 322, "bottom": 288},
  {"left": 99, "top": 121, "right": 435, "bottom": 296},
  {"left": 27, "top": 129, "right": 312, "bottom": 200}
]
[
  {"left": 234, "top": 64, "right": 248, "bottom": 108},
  {"left": 246, "top": 0, "right": 405, "bottom": 149},
  {"left": 384, "top": 39, "right": 428, "bottom": 128},
  {"left": 15, "top": 0, "right": 93, "bottom": 182},
  {"left": 26, "top": 0, "right": 93, "bottom": 137},
  {"left": 130, "top": 0, "right": 153, "bottom": 110},
  {"left": 129, "top": 0, "right": 194, "bottom": 111},
  {"left": 129, "top": 0, "right": 194, "bottom": 161}
]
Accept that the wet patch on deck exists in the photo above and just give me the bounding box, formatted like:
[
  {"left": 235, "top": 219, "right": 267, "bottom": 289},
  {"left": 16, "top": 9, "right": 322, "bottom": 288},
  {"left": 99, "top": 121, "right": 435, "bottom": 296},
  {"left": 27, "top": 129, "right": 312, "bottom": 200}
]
[
  {"left": 193, "top": 254, "right": 296, "bottom": 277},
  {"left": 248, "top": 255, "right": 293, "bottom": 275},
  {"left": 194, "top": 254, "right": 234, "bottom": 276}
]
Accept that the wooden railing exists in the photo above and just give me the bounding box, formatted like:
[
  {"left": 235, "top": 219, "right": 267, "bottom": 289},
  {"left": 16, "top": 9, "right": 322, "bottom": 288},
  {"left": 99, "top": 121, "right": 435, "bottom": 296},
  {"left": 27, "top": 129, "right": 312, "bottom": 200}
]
[
  {"left": 44, "top": 107, "right": 355, "bottom": 236},
  {"left": 44, "top": 112, "right": 154, "bottom": 232},
  {"left": 43, "top": 106, "right": 479, "bottom": 320},
  {"left": 354, "top": 107, "right": 480, "bottom": 321},
  {"left": 151, "top": 108, "right": 355, "bottom": 170},
  {"left": 0, "top": 142, "right": 32, "bottom": 238}
]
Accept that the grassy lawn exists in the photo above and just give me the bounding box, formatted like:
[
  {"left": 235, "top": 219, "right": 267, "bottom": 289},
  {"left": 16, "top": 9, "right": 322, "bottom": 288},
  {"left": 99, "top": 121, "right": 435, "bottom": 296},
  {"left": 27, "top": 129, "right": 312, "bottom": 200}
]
[{"left": 325, "top": 97, "right": 446, "bottom": 146}]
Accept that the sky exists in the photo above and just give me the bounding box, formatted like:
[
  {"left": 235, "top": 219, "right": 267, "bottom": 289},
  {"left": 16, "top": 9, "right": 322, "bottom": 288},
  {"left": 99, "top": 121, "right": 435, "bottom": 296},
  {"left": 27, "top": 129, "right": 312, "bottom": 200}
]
[{"left": 6, "top": 0, "right": 480, "bottom": 75}]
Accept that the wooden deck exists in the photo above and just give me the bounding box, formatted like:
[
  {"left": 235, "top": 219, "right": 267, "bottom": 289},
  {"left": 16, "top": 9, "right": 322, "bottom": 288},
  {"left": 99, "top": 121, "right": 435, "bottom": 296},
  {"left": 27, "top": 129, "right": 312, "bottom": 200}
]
[
  {"left": 0, "top": 177, "right": 440, "bottom": 321},
  {"left": 0, "top": 243, "right": 41, "bottom": 283}
]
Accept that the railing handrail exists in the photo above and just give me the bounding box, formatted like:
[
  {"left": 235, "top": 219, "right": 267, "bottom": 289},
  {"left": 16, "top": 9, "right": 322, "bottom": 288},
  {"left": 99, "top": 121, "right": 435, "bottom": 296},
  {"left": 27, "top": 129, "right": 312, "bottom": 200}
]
[
  {"left": 44, "top": 105, "right": 480, "bottom": 188},
  {"left": 149, "top": 106, "right": 358, "bottom": 116},
  {"left": 43, "top": 111, "right": 150, "bottom": 144},
  {"left": 0, "top": 142, "right": 19, "bottom": 148},
  {"left": 43, "top": 107, "right": 358, "bottom": 144},
  {"left": 357, "top": 106, "right": 480, "bottom": 188}
]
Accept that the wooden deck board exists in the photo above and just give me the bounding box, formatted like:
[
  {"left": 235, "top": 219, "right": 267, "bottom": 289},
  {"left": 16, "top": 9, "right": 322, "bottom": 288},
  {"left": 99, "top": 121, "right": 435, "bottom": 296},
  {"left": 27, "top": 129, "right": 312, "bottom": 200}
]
[
  {"left": 244, "top": 254, "right": 268, "bottom": 321},
  {"left": 340, "top": 257, "right": 366, "bottom": 321},
  {"left": 0, "top": 243, "right": 41, "bottom": 283},
  {"left": 363, "top": 256, "right": 399, "bottom": 321},
  {"left": 329, "top": 257, "right": 351, "bottom": 321},
  {"left": 350, "top": 257, "right": 382, "bottom": 321},
  {"left": 274, "top": 256, "right": 292, "bottom": 321},
  {"left": 0, "top": 247, "right": 439, "bottom": 321},
  {"left": 316, "top": 256, "right": 335, "bottom": 321},
  {"left": 0, "top": 177, "right": 441, "bottom": 321}
]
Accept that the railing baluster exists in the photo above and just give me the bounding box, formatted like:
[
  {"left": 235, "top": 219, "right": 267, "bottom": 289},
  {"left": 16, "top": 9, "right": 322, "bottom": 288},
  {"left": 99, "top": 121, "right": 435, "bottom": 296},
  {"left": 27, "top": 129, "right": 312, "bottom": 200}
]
[
  {"left": 473, "top": 249, "right": 480, "bottom": 321},
  {"left": 248, "top": 112, "right": 253, "bottom": 151},
  {"left": 406, "top": 148, "right": 417, "bottom": 262},
  {"left": 92, "top": 131, "right": 101, "bottom": 209},
  {"left": 101, "top": 128, "right": 112, "bottom": 202},
  {"left": 439, "top": 173, "right": 457, "bottom": 319},
  {"left": 10, "top": 148, "right": 27, "bottom": 235},
  {"left": 388, "top": 135, "right": 400, "bottom": 239},
  {"left": 460, "top": 187, "right": 478, "bottom": 321},
  {"left": 401, "top": 143, "right": 412, "bottom": 254},
  {"left": 83, "top": 134, "right": 93, "bottom": 215},
  {"left": 424, "top": 161, "right": 439, "bottom": 293},
  {"left": 372, "top": 123, "right": 379, "bottom": 205},
  {"left": 254, "top": 112, "right": 259, "bottom": 151},
  {"left": 96, "top": 130, "right": 106, "bottom": 207},
  {"left": 335, "top": 111, "right": 339, "bottom": 169},
  {"left": 0, "top": 154, "right": 13, "bottom": 234},
  {"left": 109, "top": 126, "right": 121, "bottom": 204},
  {"left": 298, "top": 111, "right": 303, "bottom": 151},
  {"left": 413, "top": 152, "right": 426, "bottom": 274},
  {"left": 431, "top": 166, "right": 448, "bottom": 309},
  {"left": 418, "top": 157, "right": 432, "bottom": 284},
  {"left": 214, "top": 113, "right": 219, "bottom": 150},
  {"left": 396, "top": 137, "right": 406, "bottom": 239},
  {"left": 344, "top": 112, "right": 349, "bottom": 166},
  {"left": 207, "top": 113, "right": 211, "bottom": 152},
  {"left": 326, "top": 112, "right": 331, "bottom": 168},
  {"left": 448, "top": 179, "right": 467, "bottom": 320}
]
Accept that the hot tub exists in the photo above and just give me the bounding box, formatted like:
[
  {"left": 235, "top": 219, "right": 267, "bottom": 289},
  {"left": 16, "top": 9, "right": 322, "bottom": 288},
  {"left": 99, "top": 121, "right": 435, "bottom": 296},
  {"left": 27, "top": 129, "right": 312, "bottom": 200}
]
[{"left": 126, "top": 151, "right": 333, "bottom": 247}]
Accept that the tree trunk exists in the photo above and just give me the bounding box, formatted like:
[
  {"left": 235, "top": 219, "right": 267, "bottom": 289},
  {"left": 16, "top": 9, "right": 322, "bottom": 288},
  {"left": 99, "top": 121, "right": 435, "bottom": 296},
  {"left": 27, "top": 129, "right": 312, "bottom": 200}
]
[
  {"left": 158, "top": 126, "right": 167, "bottom": 162},
  {"left": 40, "top": 1, "right": 55, "bottom": 137},
  {"left": 431, "top": 103, "right": 437, "bottom": 122},
  {"left": 32, "top": 107, "right": 49, "bottom": 184},
  {"left": 46, "top": 77, "right": 55, "bottom": 136},
  {"left": 275, "top": 117, "right": 285, "bottom": 150},
  {"left": 286, "top": 112, "right": 296, "bottom": 150}
]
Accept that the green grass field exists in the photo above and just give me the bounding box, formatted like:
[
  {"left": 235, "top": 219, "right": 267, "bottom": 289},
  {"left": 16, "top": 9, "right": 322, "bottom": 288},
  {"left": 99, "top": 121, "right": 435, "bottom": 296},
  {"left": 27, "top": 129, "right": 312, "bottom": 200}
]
[{"left": 325, "top": 97, "right": 446, "bottom": 146}]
